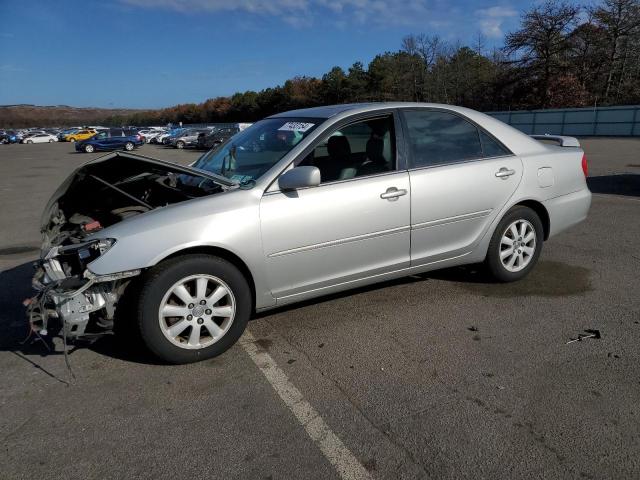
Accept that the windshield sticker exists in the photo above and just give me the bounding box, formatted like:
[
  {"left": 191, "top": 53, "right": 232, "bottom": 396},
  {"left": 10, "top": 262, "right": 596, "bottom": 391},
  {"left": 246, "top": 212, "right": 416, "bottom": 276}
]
[{"left": 278, "top": 122, "right": 315, "bottom": 132}]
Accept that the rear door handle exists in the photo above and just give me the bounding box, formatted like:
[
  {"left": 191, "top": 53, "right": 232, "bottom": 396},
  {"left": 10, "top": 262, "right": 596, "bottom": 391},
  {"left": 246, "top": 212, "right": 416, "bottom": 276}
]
[
  {"left": 495, "top": 167, "right": 516, "bottom": 179},
  {"left": 380, "top": 187, "right": 407, "bottom": 201}
]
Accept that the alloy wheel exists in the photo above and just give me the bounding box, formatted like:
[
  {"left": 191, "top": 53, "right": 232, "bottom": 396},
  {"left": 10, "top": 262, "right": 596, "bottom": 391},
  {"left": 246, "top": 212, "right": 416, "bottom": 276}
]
[
  {"left": 158, "top": 274, "right": 236, "bottom": 350},
  {"left": 499, "top": 219, "right": 536, "bottom": 273}
]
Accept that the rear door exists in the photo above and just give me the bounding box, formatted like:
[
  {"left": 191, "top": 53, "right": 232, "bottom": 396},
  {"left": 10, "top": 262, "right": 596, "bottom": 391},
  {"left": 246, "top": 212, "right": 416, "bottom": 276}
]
[{"left": 400, "top": 108, "right": 523, "bottom": 266}]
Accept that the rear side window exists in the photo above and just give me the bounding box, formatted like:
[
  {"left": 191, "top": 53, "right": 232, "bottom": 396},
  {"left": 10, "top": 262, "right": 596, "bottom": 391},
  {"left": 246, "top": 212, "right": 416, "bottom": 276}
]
[
  {"left": 403, "top": 110, "right": 483, "bottom": 168},
  {"left": 479, "top": 130, "right": 510, "bottom": 157}
]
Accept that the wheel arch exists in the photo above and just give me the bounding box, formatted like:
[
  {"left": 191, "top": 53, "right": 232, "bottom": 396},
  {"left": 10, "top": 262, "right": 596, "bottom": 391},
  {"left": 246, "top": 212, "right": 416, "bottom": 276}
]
[
  {"left": 158, "top": 245, "right": 257, "bottom": 313},
  {"left": 513, "top": 199, "right": 550, "bottom": 240}
]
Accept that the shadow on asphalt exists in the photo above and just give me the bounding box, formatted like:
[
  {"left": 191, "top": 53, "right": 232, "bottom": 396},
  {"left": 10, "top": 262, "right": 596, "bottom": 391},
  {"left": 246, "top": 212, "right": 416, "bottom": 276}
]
[
  {"left": 587, "top": 173, "right": 640, "bottom": 197},
  {"left": 0, "top": 261, "right": 162, "bottom": 368},
  {"left": 0, "top": 258, "right": 592, "bottom": 366}
]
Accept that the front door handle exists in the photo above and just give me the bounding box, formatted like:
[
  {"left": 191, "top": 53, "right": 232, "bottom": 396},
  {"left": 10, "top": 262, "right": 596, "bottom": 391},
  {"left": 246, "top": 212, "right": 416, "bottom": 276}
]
[
  {"left": 380, "top": 187, "right": 407, "bottom": 201},
  {"left": 495, "top": 167, "right": 516, "bottom": 179}
]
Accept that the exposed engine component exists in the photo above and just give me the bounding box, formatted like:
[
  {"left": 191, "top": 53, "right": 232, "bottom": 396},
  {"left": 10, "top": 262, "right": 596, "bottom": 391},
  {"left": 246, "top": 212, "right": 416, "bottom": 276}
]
[{"left": 30, "top": 151, "right": 234, "bottom": 342}]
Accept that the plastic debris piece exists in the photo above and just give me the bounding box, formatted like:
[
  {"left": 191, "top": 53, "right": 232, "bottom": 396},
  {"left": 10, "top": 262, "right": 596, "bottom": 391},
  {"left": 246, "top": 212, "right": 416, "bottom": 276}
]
[{"left": 566, "top": 329, "right": 601, "bottom": 344}]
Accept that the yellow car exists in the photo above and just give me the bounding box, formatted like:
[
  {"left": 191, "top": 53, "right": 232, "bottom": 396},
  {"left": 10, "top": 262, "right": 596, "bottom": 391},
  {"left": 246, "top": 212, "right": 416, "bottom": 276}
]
[{"left": 65, "top": 129, "right": 97, "bottom": 142}]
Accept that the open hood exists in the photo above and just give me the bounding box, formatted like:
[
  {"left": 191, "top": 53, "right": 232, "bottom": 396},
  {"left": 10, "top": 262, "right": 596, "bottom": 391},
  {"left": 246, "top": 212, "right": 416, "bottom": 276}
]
[{"left": 41, "top": 151, "right": 237, "bottom": 251}]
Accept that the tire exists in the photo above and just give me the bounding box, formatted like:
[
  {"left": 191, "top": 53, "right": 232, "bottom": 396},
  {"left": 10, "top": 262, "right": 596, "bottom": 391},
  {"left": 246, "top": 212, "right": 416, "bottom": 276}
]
[
  {"left": 49, "top": 139, "right": 54, "bottom": 143},
  {"left": 176, "top": 140, "right": 185, "bottom": 149},
  {"left": 84, "top": 144, "right": 94, "bottom": 153},
  {"left": 484, "top": 205, "right": 543, "bottom": 282},
  {"left": 136, "top": 254, "right": 251, "bottom": 364},
  {"left": 69, "top": 138, "right": 76, "bottom": 143},
  {"left": 124, "top": 142, "right": 134, "bottom": 151},
  {"left": 26, "top": 140, "right": 33, "bottom": 144}
]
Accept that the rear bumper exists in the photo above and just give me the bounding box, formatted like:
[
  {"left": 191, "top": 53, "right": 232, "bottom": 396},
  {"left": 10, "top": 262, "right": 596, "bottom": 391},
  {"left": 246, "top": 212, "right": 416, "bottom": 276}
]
[{"left": 543, "top": 187, "right": 591, "bottom": 238}]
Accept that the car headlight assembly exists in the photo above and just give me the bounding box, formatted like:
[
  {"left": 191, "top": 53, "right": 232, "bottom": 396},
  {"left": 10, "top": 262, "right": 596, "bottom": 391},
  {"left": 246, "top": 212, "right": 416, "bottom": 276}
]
[{"left": 76, "top": 238, "right": 116, "bottom": 265}]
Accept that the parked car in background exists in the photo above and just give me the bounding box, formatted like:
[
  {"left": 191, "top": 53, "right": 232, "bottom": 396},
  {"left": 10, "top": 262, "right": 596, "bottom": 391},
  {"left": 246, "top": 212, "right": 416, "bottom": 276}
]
[
  {"left": 196, "top": 125, "right": 245, "bottom": 150},
  {"left": 1, "top": 131, "right": 20, "bottom": 143},
  {"left": 22, "top": 133, "right": 58, "bottom": 144},
  {"left": 28, "top": 103, "right": 591, "bottom": 364},
  {"left": 76, "top": 130, "right": 144, "bottom": 153},
  {"left": 65, "top": 129, "right": 97, "bottom": 142},
  {"left": 58, "top": 128, "right": 79, "bottom": 141},
  {"left": 161, "top": 128, "right": 189, "bottom": 145},
  {"left": 171, "top": 128, "right": 211, "bottom": 149},
  {"left": 138, "top": 128, "right": 165, "bottom": 143}
]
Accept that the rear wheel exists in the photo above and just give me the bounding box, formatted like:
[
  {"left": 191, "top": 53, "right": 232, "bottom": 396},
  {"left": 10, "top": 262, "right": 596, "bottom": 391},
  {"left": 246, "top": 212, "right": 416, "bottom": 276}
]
[
  {"left": 124, "top": 142, "right": 134, "bottom": 151},
  {"left": 48, "top": 139, "right": 54, "bottom": 143},
  {"left": 485, "top": 206, "right": 543, "bottom": 282},
  {"left": 69, "top": 137, "right": 76, "bottom": 142},
  {"left": 84, "top": 144, "right": 95, "bottom": 153},
  {"left": 136, "top": 255, "right": 251, "bottom": 364},
  {"left": 26, "top": 140, "right": 33, "bottom": 144}
]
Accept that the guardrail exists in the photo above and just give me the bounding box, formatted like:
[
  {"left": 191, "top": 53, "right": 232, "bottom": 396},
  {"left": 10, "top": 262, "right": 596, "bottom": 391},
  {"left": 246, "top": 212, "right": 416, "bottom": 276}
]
[{"left": 485, "top": 105, "right": 640, "bottom": 137}]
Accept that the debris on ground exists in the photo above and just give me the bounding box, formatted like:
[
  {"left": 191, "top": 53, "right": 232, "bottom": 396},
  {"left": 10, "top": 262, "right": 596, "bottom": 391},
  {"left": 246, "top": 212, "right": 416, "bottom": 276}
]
[{"left": 566, "top": 329, "right": 601, "bottom": 345}]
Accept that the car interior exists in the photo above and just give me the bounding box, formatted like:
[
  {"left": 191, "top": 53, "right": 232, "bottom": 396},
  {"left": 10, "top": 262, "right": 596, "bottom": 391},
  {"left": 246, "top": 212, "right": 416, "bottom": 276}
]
[{"left": 299, "top": 115, "right": 395, "bottom": 183}]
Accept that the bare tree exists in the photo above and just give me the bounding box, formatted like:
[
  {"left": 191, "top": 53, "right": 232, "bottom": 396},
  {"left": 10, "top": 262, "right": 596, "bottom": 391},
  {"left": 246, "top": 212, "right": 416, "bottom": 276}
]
[
  {"left": 505, "top": 1, "right": 580, "bottom": 106},
  {"left": 591, "top": 0, "right": 640, "bottom": 99}
]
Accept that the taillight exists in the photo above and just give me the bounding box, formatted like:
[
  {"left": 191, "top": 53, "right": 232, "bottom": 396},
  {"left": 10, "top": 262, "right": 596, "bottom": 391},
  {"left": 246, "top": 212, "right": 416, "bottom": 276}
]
[{"left": 581, "top": 153, "right": 588, "bottom": 177}]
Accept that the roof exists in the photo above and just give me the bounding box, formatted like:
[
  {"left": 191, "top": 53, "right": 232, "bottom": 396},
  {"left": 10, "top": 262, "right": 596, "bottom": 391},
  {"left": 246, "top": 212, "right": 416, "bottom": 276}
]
[
  {"left": 270, "top": 102, "right": 549, "bottom": 156},
  {"left": 268, "top": 103, "right": 379, "bottom": 119},
  {"left": 268, "top": 102, "right": 485, "bottom": 119}
]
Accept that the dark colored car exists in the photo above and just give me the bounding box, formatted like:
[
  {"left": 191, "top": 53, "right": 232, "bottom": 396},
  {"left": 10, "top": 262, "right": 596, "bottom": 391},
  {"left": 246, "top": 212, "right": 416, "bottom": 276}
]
[
  {"left": 1, "top": 131, "right": 19, "bottom": 144},
  {"left": 76, "top": 130, "right": 144, "bottom": 153},
  {"left": 196, "top": 126, "right": 240, "bottom": 150}
]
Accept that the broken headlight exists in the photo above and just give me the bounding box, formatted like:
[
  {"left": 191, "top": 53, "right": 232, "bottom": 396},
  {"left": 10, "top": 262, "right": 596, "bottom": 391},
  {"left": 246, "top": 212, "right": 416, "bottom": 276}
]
[
  {"left": 42, "top": 238, "right": 117, "bottom": 278},
  {"left": 76, "top": 238, "right": 116, "bottom": 264}
]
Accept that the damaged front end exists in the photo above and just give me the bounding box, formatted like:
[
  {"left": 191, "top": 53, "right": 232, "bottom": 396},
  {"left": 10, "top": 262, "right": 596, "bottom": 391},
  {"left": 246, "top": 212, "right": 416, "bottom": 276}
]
[
  {"left": 26, "top": 239, "right": 141, "bottom": 339},
  {"left": 26, "top": 151, "right": 235, "bottom": 342}
]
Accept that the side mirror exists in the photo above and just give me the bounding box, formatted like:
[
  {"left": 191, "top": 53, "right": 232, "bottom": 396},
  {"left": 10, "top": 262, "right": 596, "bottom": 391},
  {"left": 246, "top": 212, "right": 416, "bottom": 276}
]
[{"left": 278, "top": 166, "right": 321, "bottom": 190}]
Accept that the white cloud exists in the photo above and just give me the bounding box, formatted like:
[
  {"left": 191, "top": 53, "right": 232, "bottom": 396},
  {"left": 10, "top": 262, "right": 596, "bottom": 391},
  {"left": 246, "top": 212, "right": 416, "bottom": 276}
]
[
  {"left": 120, "top": 0, "right": 454, "bottom": 28},
  {"left": 475, "top": 5, "right": 518, "bottom": 38}
]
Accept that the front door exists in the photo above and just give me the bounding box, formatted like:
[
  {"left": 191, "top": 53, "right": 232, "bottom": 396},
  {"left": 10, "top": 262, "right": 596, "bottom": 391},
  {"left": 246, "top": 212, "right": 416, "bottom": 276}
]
[{"left": 260, "top": 113, "right": 411, "bottom": 301}]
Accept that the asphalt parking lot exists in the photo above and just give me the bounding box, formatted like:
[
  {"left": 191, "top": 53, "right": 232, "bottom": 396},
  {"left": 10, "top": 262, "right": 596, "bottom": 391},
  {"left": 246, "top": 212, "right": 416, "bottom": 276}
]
[{"left": 0, "top": 139, "right": 639, "bottom": 479}]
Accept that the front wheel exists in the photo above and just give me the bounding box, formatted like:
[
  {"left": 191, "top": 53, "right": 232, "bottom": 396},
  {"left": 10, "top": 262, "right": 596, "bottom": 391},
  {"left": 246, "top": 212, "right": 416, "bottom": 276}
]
[
  {"left": 176, "top": 140, "right": 185, "bottom": 149},
  {"left": 26, "top": 140, "right": 33, "bottom": 144},
  {"left": 49, "top": 139, "right": 54, "bottom": 143},
  {"left": 136, "top": 255, "right": 251, "bottom": 364},
  {"left": 484, "top": 206, "right": 543, "bottom": 282},
  {"left": 69, "top": 138, "right": 76, "bottom": 142},
  {"left": 84, "top": 144, "right": 95, "bottom": 153},
  {"left": 124, "top": 142, "right": 134, "bottom": 151}
]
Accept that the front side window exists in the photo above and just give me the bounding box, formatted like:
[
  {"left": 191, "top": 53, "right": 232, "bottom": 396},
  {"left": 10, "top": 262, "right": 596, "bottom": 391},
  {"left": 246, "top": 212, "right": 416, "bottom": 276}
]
[
  {"left": 192, "top": 118, "right": 319, "bottom": 187},
  {"left": 403, "top": 110, "right": 483, "bottom": 168},
  {"left": 298, "top": 115, "right": 396, "bottom": 183}
]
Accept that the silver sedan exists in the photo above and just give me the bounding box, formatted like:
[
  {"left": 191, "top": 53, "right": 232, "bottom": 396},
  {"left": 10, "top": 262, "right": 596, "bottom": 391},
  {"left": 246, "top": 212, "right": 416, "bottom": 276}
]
[{"left": 29, "top": 103, "right": 591, "bottom": 363}]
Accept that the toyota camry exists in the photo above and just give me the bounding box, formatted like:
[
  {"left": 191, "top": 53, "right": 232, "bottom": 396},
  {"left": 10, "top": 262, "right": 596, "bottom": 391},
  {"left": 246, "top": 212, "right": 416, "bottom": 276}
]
[{"left": 27, "top": 103, "right": 591, "bottom": 364}]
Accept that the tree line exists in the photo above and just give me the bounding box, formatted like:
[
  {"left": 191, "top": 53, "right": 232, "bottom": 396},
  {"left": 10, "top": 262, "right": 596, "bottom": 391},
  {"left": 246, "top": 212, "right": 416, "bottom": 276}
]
[{"left": 5, "top": 0, "right": 640, "bottom": 128}]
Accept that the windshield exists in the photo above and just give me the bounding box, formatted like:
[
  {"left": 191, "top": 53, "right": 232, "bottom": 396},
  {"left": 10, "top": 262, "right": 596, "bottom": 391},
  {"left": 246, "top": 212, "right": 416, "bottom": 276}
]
[{"left": 192, "top": 118, "right": 320, "bottom": 186}]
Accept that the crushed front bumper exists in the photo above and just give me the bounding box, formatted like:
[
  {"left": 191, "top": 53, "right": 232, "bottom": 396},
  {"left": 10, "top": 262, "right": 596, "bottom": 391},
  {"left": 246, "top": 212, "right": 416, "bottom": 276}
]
[{"left": 26, "top": 258, "right": 140, "bottom": 339}]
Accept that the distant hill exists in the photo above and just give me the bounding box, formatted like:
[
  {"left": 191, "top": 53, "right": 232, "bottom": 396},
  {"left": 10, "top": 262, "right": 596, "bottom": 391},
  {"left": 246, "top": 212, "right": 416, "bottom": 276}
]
[{"left": 0, "top": 104, "right": 150, "bottom": 128}]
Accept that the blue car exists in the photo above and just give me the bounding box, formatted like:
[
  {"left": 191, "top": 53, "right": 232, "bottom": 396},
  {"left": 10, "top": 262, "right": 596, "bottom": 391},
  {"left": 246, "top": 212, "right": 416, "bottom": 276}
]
[
  {"left": 1, "top": 131, "right": 19, "bottom": 144},
  {"left": 76, "top": 130, "right": 144, "bottom": 153}
]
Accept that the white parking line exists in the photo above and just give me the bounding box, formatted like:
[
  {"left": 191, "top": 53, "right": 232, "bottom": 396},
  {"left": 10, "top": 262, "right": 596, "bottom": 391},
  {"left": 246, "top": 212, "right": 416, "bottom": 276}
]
[{"left": 241, "top": 330, "right": 372, "bottom": 480}]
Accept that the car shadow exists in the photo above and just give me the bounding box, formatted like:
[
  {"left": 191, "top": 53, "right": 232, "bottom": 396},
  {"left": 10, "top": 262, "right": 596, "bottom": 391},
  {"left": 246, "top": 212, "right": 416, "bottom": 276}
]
[
  {"left": 8, "top": 257, "right": 573, "bottom": 365},
  {"left": 587, "top": 173, "right": 640, "bottom": 197},
  {"left": 0, "top": 261, "right": 163, "bottom": 368}
]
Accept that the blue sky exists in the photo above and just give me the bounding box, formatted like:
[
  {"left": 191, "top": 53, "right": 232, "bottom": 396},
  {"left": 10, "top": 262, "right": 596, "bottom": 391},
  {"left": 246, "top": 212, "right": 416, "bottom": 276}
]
[{"left": 1, "top": 0, "right": 546, "bottom": 108}]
